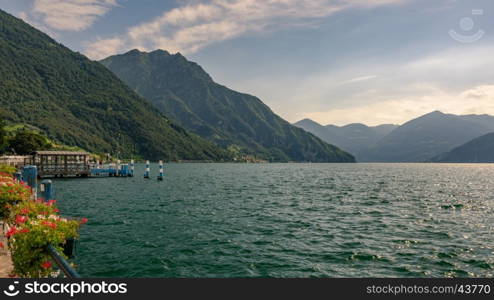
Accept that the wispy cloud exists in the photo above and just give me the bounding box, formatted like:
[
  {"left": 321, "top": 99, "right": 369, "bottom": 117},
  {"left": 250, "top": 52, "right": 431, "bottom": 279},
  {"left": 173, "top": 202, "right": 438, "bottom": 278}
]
[
  {"left": 266, "top": 44, "right": 494, "bottom": 125},
  {"left": 339, "top": 75, "right": 378, "bottom": 85},
  {"left": 17, "top": 10, "right": 59, "bottom": 38},
  {"left": 84, "top": 0, "right": 405, "bottom": 60},
  {"left": 19, "top": 0, "right": 118, "bottom": 32}
]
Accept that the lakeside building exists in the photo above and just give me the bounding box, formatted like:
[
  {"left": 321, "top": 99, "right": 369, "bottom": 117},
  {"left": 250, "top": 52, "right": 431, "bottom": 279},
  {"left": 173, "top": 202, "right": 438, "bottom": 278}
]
[
  {"left": 0, "top": 155, "right": 28, "bottom": 168},
  {"left": 24, "top": 151, "right": 90, "bottom": 178}
]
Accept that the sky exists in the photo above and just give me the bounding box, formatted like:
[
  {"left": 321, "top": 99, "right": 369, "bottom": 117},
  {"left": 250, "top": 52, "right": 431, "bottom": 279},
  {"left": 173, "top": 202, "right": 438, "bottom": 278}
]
[{"left": 1, "top": 0, "right": 494, "bottom": 126}]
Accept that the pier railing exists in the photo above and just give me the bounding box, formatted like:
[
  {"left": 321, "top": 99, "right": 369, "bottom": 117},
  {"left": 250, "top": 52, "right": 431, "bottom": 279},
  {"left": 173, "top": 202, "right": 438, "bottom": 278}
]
[{"left": 46, "top": 244, "right": 81, "bottom": 278}]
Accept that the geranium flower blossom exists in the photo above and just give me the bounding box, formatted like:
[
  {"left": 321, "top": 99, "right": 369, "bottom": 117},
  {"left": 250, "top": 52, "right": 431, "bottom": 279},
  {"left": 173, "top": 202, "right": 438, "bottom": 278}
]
[
  {"left": 41, "top": 261, "right": 52, "bottom": 269},
  {"left": 15, "top": 215, "right": 28, "bottom": 224},
  {"left": 42, "top": 221, "right": 57, "bottom": 229},
  {"left": 6, "top": 227, "right": 17, "bottom": 237}
]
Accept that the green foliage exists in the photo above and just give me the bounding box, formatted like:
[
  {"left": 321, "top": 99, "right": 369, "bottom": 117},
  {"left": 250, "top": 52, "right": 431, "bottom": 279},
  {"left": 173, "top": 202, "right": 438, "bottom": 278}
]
[
  {"left": 0, "top": 9, "right": 230, "bottom": 161},
  {"left": 8, "top": 130, "right": 50, "bottom": 155},
  {"left": 3, "top": 122, "right": 96, "bottom": 153},
  {"left": 101, "top": 50, "right": 355, "bottom": 162},
  {"left": 0, "top": 173, "right": 30, "bottom": 218},
  {"left": 0, "top": 164, "right": 16, "bottom": 174},
  {"left": 0, "top": 119, "right": 6, "bottom": 154}
]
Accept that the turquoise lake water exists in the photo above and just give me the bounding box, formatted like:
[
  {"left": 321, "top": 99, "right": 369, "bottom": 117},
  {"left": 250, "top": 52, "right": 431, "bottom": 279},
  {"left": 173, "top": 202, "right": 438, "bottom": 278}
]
[{"left": 53, "top": 163, "right": 494, "bottom": 277}]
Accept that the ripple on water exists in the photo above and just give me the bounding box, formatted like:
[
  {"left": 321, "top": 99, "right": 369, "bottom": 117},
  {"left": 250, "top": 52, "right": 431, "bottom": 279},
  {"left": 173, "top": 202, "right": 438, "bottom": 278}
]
[{"left": 52, "top": 163, "right": 494, "bottom": 277}]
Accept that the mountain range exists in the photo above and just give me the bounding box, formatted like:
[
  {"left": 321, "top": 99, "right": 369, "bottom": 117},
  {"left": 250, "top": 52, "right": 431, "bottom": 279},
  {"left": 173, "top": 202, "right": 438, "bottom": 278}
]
[
  {"left": 295, "top": 111, "right": 494, "bottom": 162},
  {"left": 100, "top": 49, "right": 354, "bottom": 162},
  {"left": 0, "top": 9, "right": 354, "bottom": 163},
  {"left": 0, "top": 8, "right": 229, "bottom": 161},
  {"left": 294, "top": 119, "right": 397, "bottom": 161},
  {"left": 4, "top": 6, "right": 493, "bottom": 164},
  {"left": 429, "top": 132, "right": 494, "bottom": 163}
]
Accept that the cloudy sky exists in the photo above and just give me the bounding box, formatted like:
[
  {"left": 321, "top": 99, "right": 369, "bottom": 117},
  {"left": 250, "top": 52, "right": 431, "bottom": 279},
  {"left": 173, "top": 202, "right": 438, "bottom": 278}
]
[{"left": 1, "top": 0, "right": 494, "bottom": 126}]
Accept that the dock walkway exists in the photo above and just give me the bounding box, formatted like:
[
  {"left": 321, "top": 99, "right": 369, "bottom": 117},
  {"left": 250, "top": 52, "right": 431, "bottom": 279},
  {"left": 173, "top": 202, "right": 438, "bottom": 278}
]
[{"left": 0, "top": 222, "right": 13, "bottom": 277}]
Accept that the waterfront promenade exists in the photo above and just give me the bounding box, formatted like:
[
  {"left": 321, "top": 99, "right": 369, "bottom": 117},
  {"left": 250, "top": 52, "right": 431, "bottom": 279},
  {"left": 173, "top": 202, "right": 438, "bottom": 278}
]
[{"left": 0, "top": 222, "right": 13, "bottom": 277}]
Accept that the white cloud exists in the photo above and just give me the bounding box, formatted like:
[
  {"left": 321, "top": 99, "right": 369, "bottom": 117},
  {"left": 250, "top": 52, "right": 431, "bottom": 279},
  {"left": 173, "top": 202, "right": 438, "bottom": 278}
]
[
  {"left": 17, "top": 10, "right": 59, "bottom": 38},
  {"left": 339, "top": 75, "right": 377, "bottom": 85},
  {"left": 84, "top": 0, "right": 406, "bottom": 60},
  {"left": 20, "top": 0, "right": 118, "bottom": 32},
  {"left": 86, "top": 37, "right": 125, "bottom": 61}
]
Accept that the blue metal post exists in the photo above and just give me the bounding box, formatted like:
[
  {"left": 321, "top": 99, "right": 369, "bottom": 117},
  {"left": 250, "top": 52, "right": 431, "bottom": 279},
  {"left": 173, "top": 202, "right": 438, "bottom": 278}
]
[
  {"left": 158, "top": 160, "right": 164, "bottom": 181},
  {"left": 22, "top": 165, "right": 37, "bottom": 199},
  {"left": 40, "top": 179, "right": 54, "bottom": 202},
  {"left": 144, "top": 160, "right": 150, "bottom": 179},
  {"left": 14, "top": 171, "right": 22, "bottom": 182},
  {"left": 120, "top": 164, "right": 129, "bottom": 176},
  {"left": 130, "top": 159, "right": 134, "bottom": 177},
  {"left": 116, "top": 160, "right": 121, "bottom": 177}
]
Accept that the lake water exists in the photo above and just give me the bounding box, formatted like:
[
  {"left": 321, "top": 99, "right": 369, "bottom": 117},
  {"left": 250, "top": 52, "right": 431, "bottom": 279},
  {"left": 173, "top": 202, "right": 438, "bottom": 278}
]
[{"left": 53, "top": 163, "right": 494, "bottom": 277}]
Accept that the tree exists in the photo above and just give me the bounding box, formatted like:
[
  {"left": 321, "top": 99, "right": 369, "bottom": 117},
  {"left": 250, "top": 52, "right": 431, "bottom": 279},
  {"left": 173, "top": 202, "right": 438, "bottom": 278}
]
[
  {"left": 8, "top": 130, "right": 50, "bottom": 155},
  {"left": 0, "top": 119, "right": 6, "bottom": 154}
]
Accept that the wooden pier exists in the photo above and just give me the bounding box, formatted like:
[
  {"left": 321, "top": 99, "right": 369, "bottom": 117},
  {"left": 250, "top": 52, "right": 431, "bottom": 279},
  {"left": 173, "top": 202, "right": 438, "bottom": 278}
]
[{"left": 24, "top": 151, "right": 90, "bottom": 178}]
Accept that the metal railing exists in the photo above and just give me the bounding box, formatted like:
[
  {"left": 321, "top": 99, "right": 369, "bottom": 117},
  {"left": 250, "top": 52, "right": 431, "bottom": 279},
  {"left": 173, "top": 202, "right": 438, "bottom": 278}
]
[{"left": 46, "top": 244, "right": 81, "bottom": 278}]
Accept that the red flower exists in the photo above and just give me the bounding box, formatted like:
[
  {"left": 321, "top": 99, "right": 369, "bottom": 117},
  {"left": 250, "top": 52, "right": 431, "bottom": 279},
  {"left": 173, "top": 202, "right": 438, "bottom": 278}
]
[
  {"left": 47, "top": 199, "right": 57, "bottom": 206},
  {"left": 41, "top": 261, "right": 52, "bottom": 269},
  {"left": 0, "top": 242, "right": 4, "bottom": 249},
  {"left": 6, "top": 227, "right": 17, "bottom": 238},
  {"left": 41, "top": 211, "right": 48, "bottom": 216},
  {"left": 42, "top": 221, "right": 57, "bottom": 229},
  {"left": 18, "top": 228, "right": 29, "bottom": 234},
  {"left": 80, "top": 218, "right": 88, "bottom": 224},
  {"left": 15, "top": 215, "right": 28, "bottom": 224},
  {"left": 53, "top": 208, "right": 60, "bottom": 213},
  {"left": 20, "top": 208, "right": 30, "bottom": 214}
]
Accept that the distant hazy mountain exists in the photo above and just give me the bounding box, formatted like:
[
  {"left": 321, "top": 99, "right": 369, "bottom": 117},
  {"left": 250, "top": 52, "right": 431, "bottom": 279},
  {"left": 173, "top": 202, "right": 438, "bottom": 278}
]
[
  {"left": 371, "top": 124, "right": 399, "bottom": 137},
  {"left": 429, "top": 132, "right": 494, "bottom": 163},
  {"left": 295, "top": 111, "right": 494, "bottom": 162},
  {"left": 293, "top": 119, "right": 397, "bottom": 161},
  {"left": 101, "top": 49, "right": 355, "bottom": 162},
  {"left": 0, "top": 9, "right": 229, "bottom": 161},
  {"left": 366, "top": 111, "right": 494, "bottom": 162}
]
